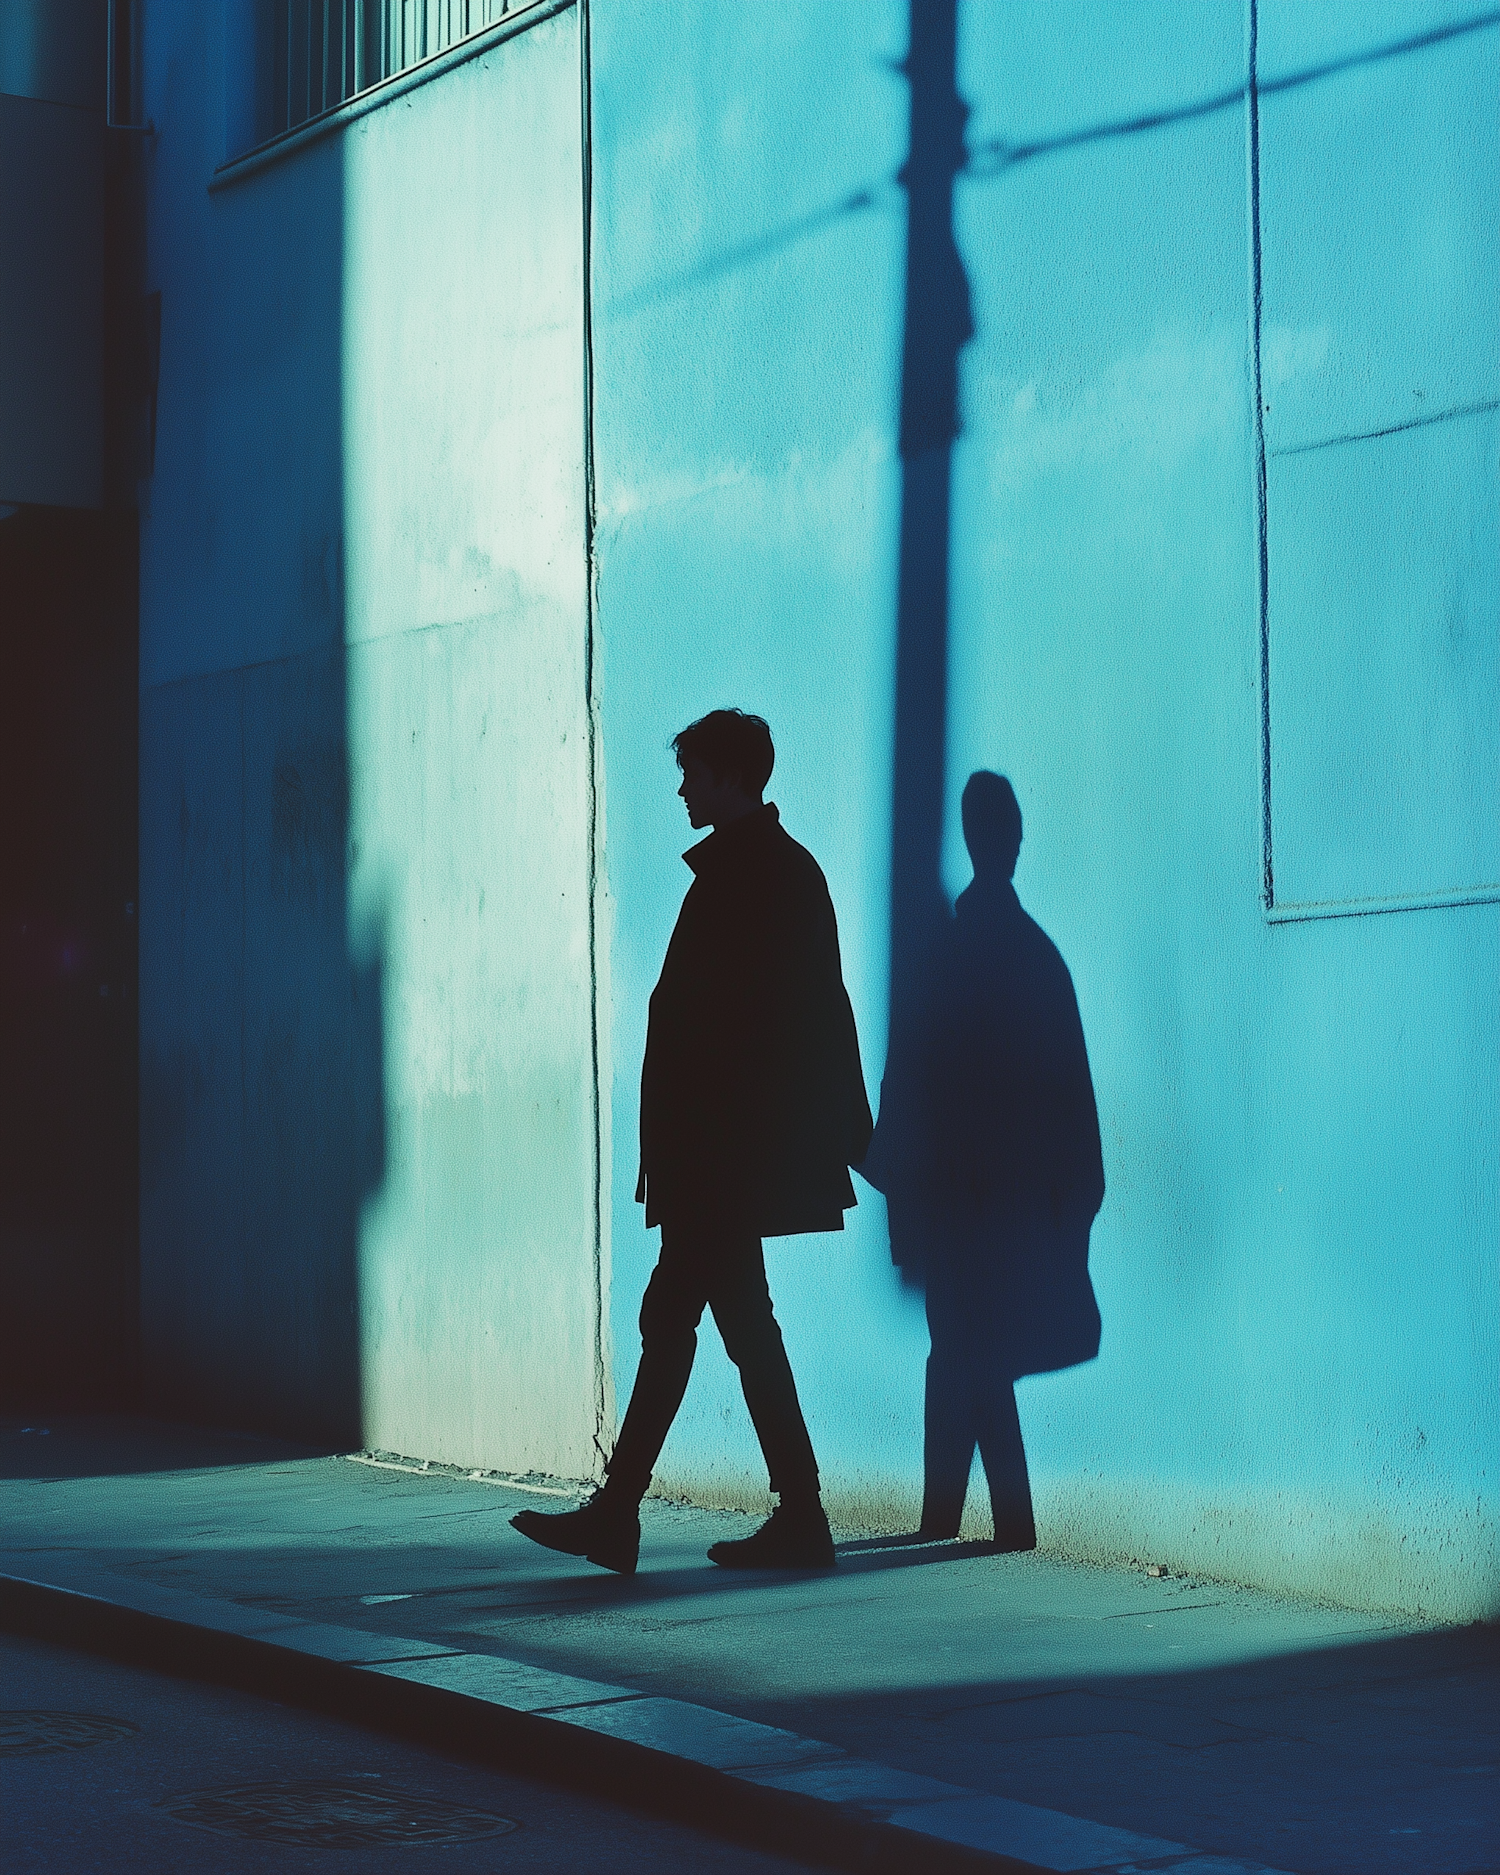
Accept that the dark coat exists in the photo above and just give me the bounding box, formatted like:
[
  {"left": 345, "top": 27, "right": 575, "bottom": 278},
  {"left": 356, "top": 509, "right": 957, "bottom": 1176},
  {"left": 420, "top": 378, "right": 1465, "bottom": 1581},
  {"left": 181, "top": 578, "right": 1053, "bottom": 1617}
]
[
  {"left": 862, "top": 877, "right": 1104, "bottom": 1375},
  {"left": 636, "top": 804, "right": 873, "bottom": 1236}
]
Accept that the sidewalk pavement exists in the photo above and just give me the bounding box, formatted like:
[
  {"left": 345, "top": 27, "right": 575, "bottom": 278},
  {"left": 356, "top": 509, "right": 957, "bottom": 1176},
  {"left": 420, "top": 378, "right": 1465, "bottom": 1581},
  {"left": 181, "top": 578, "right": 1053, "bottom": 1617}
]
[{"left": 2, "top": 1420, "right": 1494, "bottom": 1875}]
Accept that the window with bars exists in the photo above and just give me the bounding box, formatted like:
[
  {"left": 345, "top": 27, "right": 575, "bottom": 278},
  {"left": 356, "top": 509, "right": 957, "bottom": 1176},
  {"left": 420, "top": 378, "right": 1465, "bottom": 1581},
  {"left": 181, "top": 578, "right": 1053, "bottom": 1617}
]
[{"left": 262, "top": 1, "right": 515, "bottom": 139}]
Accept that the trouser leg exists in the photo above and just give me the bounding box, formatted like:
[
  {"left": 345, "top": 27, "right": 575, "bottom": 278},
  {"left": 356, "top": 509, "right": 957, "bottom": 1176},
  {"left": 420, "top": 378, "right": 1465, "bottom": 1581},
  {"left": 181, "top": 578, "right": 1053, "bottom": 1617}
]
[
  {"left": 922, "top": 1354, "right": 977, "bottom": 1533},
  {"left": 976, "top": 1378, "right": 1036, "bottom": 1545},
  {"left": 707, "top": 1232, "right": 821, "bottom": 1503},
  {"left": 604, "top": 1237, "right": 710, "bottom": 1504},
  {"left": 922, "top": 1274, "right": 977, "bottom": 1533}
]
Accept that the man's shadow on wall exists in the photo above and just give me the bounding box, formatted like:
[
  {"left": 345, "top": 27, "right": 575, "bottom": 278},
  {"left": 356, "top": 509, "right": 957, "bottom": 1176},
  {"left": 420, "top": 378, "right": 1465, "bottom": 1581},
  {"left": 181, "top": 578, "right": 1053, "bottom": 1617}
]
[{"left": 861, "top": 773, "right": 1104, "bottom": 1549}]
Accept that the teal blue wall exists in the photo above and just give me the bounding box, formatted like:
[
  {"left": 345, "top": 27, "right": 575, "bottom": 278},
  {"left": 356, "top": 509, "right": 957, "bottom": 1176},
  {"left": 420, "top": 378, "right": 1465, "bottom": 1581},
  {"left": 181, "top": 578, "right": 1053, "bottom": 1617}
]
[
  {"left": 134, "top": 0, "right": 1498, "bottom": 1618},
  {"left": 590, "top": 0, "right": 1499, "bottom": 1616},
  {"left": 589, "top": 0, "right": 911, "bottom": 1522}
]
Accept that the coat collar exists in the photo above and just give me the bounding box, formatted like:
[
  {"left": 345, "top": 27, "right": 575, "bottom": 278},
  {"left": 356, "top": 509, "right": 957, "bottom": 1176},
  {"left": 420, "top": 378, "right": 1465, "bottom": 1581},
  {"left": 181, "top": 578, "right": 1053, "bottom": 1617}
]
[{"left": 683, "top": 802, "right": 780, "bottom": 875}]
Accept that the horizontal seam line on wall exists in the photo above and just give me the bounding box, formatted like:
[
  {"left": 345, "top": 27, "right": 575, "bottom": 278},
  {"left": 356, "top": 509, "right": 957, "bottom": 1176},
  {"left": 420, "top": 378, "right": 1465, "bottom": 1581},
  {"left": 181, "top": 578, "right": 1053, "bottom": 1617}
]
[
  {"left": 140, "top": 645, "right": 338, "bottom": 696},
  {"left": 139, "top": 611, "right": 525, "bottom": 697},
  {"left": 207, "top": 0, "right": 575, "bottom": 194},
  {"left": 1268, "top": 396, "right": 1500, "bottom": 458},
  {"left": 1266, "top": 884, "right": 1500, "bottom": 922}
]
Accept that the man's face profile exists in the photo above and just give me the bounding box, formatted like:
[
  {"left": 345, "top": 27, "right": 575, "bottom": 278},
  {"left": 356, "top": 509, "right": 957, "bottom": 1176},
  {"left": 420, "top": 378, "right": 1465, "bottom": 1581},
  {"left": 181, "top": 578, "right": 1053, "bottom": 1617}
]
[{"left": 677, "top": 757, "right": 757, "bottom": 831}]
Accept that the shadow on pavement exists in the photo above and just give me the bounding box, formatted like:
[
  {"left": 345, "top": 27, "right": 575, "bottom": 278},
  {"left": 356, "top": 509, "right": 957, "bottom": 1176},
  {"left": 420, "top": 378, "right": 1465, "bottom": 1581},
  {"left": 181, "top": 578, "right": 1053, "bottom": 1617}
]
[{"left": 0, "top": 1416, "right": 336, "bottom": 1481}]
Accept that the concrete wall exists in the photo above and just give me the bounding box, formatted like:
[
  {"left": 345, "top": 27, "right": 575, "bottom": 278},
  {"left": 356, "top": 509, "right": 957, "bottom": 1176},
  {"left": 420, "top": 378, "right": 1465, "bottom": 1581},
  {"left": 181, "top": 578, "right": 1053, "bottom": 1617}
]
[
  {"left": 139, "top": 2, "right": 603, "bottom": 1471},
  {"left": 136, "top": 0, "right": 1498, "bottom": 1619},
  {"left": 339, "top": 6, "right": 603, "bottom": 1474},
  {"left": 589, "top": 0, "right": 1499, "bottom": 1619},
  {"left": 588, "top": 0, "right": 912, "bottom": 1521}
]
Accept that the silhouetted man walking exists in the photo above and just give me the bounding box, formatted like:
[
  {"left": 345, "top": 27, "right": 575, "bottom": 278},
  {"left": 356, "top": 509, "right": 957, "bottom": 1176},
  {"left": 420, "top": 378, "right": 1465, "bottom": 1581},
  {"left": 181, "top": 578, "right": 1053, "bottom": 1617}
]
[{"left": 513, "top": 710, "right": 872, "bottom": 1574}]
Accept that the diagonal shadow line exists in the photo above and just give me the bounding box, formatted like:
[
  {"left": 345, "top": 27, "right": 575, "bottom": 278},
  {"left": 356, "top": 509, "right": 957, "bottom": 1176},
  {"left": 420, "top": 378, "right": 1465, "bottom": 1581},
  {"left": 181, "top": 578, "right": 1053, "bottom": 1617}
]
[
  {"left": 604, "top": 186, "right": 891, "bottom": 318},
  {"left": 1268, "top": 395, "right": 1500, "bottom": 459},
  {"left": 969, "top": 6, "right": 1500, "bottom": 175},
  {"left": 605, "top": 8, "right": 1500, "bottom": 316}
]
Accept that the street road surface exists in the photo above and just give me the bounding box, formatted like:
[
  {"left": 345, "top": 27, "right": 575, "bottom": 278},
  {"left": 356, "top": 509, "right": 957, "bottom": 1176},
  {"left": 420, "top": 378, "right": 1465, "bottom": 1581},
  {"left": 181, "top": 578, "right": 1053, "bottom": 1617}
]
[{"left": 0, "top": 1633, "right": 827, "bottom": 1873}]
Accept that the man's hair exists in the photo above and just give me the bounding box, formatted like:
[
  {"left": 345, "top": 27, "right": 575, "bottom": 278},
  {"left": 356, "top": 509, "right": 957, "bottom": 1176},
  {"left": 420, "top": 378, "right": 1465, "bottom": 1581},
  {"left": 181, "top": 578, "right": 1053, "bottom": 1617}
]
[
  {"left": 961, "top": 771, "right": 1022, "bottom": 879},
  {"left": 672, "top": 709, "right": 775, "bottom": 793}
]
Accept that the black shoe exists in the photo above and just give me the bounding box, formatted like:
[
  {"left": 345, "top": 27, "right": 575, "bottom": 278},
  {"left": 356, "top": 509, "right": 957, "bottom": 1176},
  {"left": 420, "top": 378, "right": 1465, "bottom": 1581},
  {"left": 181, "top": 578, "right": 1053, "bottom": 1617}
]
[
  {"left": 510, "top": 1493, "right": 640, "bottom": 1575},
  {"left": 707, "top": 1501, "right": 835, "bottom": 1570}
]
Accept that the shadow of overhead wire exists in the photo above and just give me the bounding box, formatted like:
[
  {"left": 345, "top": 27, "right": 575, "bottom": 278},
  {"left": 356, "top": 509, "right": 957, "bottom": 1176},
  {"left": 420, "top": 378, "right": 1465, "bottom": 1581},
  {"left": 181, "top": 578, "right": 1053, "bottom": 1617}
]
[
  {"left": 967, "top": 4, "right": 1500, "bottom": 176},
  {"left": 604, "top": 185, "right": 893, "bottom": 319},
  {"left": 604, "top": 7, "right": 1500, "bottom": 316}
]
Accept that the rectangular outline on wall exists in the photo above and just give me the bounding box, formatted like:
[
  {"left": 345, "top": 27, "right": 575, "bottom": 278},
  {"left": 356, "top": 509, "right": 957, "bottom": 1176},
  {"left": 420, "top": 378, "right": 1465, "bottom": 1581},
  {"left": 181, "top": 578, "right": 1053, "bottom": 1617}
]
[{"left": 1248, "top": 0, "right": 1500, "bottom": 925}]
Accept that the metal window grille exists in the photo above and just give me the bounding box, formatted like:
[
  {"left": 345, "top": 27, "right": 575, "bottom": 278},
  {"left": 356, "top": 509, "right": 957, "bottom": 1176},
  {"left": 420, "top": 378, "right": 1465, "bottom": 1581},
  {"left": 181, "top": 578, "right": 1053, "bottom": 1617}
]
[{"left": 268, "top": 1, "right": 513, "bottom": 136}]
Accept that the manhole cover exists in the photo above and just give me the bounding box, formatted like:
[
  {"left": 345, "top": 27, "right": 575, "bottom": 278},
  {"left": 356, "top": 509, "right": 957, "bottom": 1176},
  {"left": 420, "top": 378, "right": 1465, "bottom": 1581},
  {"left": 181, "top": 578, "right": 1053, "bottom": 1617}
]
[
  {"left": 158, "top": 1780, "right": 518, "bottom": 1848},
  {"left": 0, "top": 1711, "right": 139, "bottom": 1756}
]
